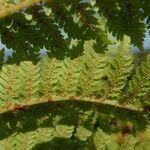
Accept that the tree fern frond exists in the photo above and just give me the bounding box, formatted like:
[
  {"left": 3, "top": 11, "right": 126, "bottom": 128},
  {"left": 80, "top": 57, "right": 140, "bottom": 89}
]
[
  {"left": 0, "top": 132, "right": 16, "bottom": 150},
  {"left": 129, "top": 54, "right": 150, "bottom": 105},
  {"left": 120, "top": 134, "right": 137, "bottom": 150},
  {"left": 59, "top": 57, "right": 82, "bottom": 96},
  {"left": 78, "top": 41, "right": 107, "bottom": 97},
  {"left": 94, "top": 128, "right": 111, "bottom": 150},
  {"left": 55, "top": 125, "right": 75, "bottom": 138},
  {"left": 0, "top": 1, "right": 150, "bottom": 149},
  {"left": 40, "top": 57, "right": 63, "bottom": 96},
  {"left": 19, "top": 61, "right": 40, "bottom": 100},
  {"left": 0, "top": 37, "right": 148, "bottom": 114},
  {"left": 96, "top": 0, "right": 146, "bottom": 50},
  {"left": 19, "top": 131, "right": 37, "bottom": 150},
  {"left": 0, "top": 64, "right": 19, "bottom": 103},
  {"left": 0, "top": 127, "right": 54, "bottom": 150},
  {"left": 75, "top": 125, "right": 92, "bottom": 142},
  {"left": 135, "top": 139, "right": 150, "bottom": 150},
  {"left": 37, "top": 127, "right": 54, "bottom": 143},
  {"left": 105, "top": 36, "right": 134, "bottom": 100}
]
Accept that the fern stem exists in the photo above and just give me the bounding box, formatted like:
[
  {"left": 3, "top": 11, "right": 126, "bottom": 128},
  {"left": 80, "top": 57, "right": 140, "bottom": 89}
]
[
  {"left": 0, "top": 0, "right": 51, "bottom": 19},
  {"left": 0, "top": 96, "right": 144, "bottom": 114}
]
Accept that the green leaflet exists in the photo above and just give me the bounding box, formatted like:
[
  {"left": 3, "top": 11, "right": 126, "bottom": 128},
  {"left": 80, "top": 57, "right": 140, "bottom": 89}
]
[
  {"left": 40, "top": 57, "right": 63, "bottom": 96},
  {"left": 96, "top": 0, "right": 146, "bottom": 50},
  {"left": 18, "top": 61, "right": 40, "bottom": 100},
  {"left": 0, "top": 61, "right": 40, "bottom": 104},
  {"left": 129, "top": 54, "right": 150, "bottom": 104},
  {"left": 58, "top": 57, "right": 83, "bottom": 96},
  {"left": 55, "top": 125, "right": 74, "bottom": 138},
  {"left": 0, "top": 128, "right": 55, "bottom": 150},
  {"left": 94, "top": 129, "right": 137, "bottom": 150},
  {"left": 36, "top": 128, "right": 55, "bottom": 143},
  {"left": 0, "top": 36, "right": 149, "bottom": 109},
  {"left": 120, "top": 134, "right": 137, "bottom": 150},
  {"left": 0, "top": 64, "right": 19, "bottom": 103},
  {"left": 75, "top": 125, "right": 92, "bottom": 141},
  {"left": 105, "top": 36, "right": 134, "bottom": 100},
  {"left": 0, "top": 0, "right": 148, "bottom": 64},
  {"left": 78, "top": 41, "right": 108, "bottom": 97},
  {"left": 94, "top": 128, "right": 111, "bottom": 150},
  {"left": 135, "top": 139, "right": 150, "bottom": 150}
]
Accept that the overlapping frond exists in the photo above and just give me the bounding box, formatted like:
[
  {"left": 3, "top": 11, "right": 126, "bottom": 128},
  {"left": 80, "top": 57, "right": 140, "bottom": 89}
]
[
  {"left": 19, "top": 61, "right": 40, "bottom": 100},
  {"left": 40, "top": 57, "right": 63, "bottom": 96},
  {"left": 0, "top": 37, "right": 148, "bottom": 111},
  {"left": 58, "top": 57, "right": 82, "bottom": 96},
  {"left": 0, "top": 101, "right": 148, "bottom": 150},
  {"left": 0, "top": 1, "right": 149, "bottom": 149},
  {"left": 0, "top": 64, "right": 19, "bottom": 104},
  {"left": 78, "top": 41, "right": 107, "bottom": 97},
  {"left": 0, "top": 0, "right": 148, "bottom": 64},
  {"left": 0, "top": 36, "right": 149, "bottom": 149},
  {"left": 129, "top": 54, "right": 150, "bottom": 105},
  {"left": 105, "top": 36, "right": 134, "bottom": 100}
]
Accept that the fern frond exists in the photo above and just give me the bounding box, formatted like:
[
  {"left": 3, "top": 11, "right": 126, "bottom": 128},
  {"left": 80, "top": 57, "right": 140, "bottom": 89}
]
[
  {"left": 19, "top": 61, "right": 40, "bottom": 100},
  {"left": 0, "top": 64, "right": 19, "bottom": 103},
  {"left": 105, "top": 36, "right": 134, "bottom": 99},
  {"left": 75, "top": 125, "right": 92, "bottom": 142},
  {"left": 59, "top": 57, "right": 82, "bottom": 96},
  {"left": 0, "top": 132, "right": 16, "bottom": 150},
  {"left": 0, "top": 1, "right": 150, "bottom": 149},
  {"left": 96, "top": 0, "right": 146, "bottom": 49},
  {"left": 120, "top": 134, "right": 137, "bottom": 150},
  {"left": 40, "top": 57, "right": 63, "bottom": 96},
  {"left": 135, "top": 139, "right": 150, "bottom": 150},
  {"left": 78, "top": 41, "right": 107, "bottom": 97},
  {"left": 94, "top": 128, "right": 111, "bottom": 150},
  {"left": 0, "top": 127, "right": 55, "bottom": 150},
  {"left": 0, "top": 37, "right": 148, "bottom": 114},
  {"left": 37, "top": 127, "right": 54, "bottom": 143},
  {"left": 129, "top": 54, "right": 150, "bottom": 105},
  {"left": 55, "top": 125, "right": 74, "bottom": 138}
]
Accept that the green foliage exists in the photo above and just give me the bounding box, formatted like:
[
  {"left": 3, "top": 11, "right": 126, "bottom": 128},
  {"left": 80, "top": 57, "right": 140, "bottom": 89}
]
[
  {"left": 78, "top": 41, "right": 107, "bottom": 96},
  {"left": 120, "top": 135, "right": 137, "bottom": 150},
  {"left": 94, "top": 128, "right": 112, "bottom": 150},
  {"left": 0, "top": 36, "right": 149, "bottom": 149},
  {"left": 0, "top": 0, "right": 150, "bottom": 149},
  {"left": 0, "top": 0, "right": 150, "bottom": 63},
  {"left": 135, "top": 139, "right": 150, "bottom": 150},
  {"left": 19, "top": 61, "right": 40, "bottom": 100},
  {"left": 129, "top": 55, "right": 150, "bottom": 106},
  {"left": 75, "top": 125, "right": 92, "bottom": 141},
  {"left": 96, "top": 0, "right": 146, "bottom": 50},
  {"left": 104, "top": 36, "right": 134, "bottom": 99},
  {"left": 1, "top": 36, "right": 149, "bottom": 108},
  {"left": 0, "top": 101, "right": 149, "bottom": 150},
  {"left": 0, "top": 64, "right": 19, "bottom": 104}
]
